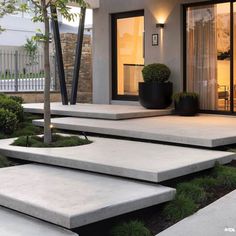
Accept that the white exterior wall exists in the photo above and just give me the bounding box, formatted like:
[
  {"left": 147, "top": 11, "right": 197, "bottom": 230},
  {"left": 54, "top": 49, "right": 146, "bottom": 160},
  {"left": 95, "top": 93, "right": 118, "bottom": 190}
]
[
  {"left": 92, "top": 0, "right": 205, "bottom": 104},
  {"left": 0, "top": 15, "right": 44, "bottom": 47}
]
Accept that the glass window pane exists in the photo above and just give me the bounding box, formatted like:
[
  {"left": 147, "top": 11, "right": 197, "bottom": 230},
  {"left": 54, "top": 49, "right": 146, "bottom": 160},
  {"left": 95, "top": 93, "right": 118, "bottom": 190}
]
[
  {"left": 117, "top": 16, "right": 144, "bottom": 96},
  {"left": 186, "top": 3, "right": 231, "bottom": 111}
]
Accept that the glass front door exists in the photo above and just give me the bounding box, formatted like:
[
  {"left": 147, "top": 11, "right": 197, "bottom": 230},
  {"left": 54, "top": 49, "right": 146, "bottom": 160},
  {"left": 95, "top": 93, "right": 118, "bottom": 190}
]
[
  {"left": 186, "top": 2, "right": 232, "bottom": 112},
  {"left": 112, "top": 10, "right": 144, "bottom": 100}
]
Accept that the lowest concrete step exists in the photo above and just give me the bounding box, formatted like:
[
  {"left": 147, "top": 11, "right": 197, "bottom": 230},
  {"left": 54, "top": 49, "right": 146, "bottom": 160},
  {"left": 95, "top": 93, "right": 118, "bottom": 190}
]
[
  {"left": 23, "top": 103, "right": 172, "bottom": 120},
  {"left": 0, "top": 206, "right": 78, "bottom": 236},
  {"left": 0, "top": 137, "right": 234, "bottom": 183},
  {"left": 33, "top": 115, "right": 236, "bottom": 147},
  {"left": 0, "top": 164, "right": 175, "bottom": 229},
  {"left": 157, "top": 190, "right": 236, "bottom": 236}
]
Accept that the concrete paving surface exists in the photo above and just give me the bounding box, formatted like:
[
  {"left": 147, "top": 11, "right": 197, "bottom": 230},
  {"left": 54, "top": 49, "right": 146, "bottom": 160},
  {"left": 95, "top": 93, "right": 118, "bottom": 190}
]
[
  {"left": 33, "top": 114, "right": 236, "bottom": 147},
  {"left": 0, "top": 137, "right": 234, "bottom": 182},
  {"left": 23, "top": 102, "right": 172, "bottom": 120},
  {"left": 0, "top": 164, "right": 175, "bottom": 229}
]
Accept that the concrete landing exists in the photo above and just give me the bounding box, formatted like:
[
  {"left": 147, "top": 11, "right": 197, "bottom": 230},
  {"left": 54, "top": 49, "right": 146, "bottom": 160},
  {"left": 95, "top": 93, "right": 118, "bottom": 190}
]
[
  {"left": 0, "top": 164, "right": 175, "bottom": 229},
  {"left": 33, "top": 115, "right": 236, "bottom": 147},
  {"left": 23, "top": 103, "right": 172, "bottom": 120},
  {"left": 0, "top": 207, "right": 78, "bottom": 236},
  {"left": 157, "top": 190, "right": 236, "bottom": 236},
  {"left": 0, "top": 137, "right": 234, "bottom": 182}
]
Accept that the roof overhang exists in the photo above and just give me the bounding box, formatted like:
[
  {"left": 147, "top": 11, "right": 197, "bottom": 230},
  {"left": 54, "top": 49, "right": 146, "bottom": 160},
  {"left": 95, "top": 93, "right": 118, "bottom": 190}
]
[{"left": 68, "top": 0, "right": 100, "bottom": 9}]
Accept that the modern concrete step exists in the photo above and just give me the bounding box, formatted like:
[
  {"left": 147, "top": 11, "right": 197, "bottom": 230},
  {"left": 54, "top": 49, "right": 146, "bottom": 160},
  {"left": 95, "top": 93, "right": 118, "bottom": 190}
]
[
  {"left": 0, "top": 206, "right": 78, "bottom": 236},
  {"left": 0, "top": 164, "right": 175, "bottom": 229},
  {"left": 23, "top": 102, "right": 172, "bottom": 120},
  {"left": 0, "top": 137, "right": 234, "bottom": 183},
  {"left": 33, "top": 115, "right": 236, "bottom": 147},
  {"left": 157, "top": 190, "right": 236, "bottom": 236}
]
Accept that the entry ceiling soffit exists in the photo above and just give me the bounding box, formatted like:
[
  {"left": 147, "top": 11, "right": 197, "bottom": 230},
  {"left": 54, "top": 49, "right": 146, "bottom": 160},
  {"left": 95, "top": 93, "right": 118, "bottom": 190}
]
[{"left": 68, "top": 0, "right": 100, "bottom": 9}]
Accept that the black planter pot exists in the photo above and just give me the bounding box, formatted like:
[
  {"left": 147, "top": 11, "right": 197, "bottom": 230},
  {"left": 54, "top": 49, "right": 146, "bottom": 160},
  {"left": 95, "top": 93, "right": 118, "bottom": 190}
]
[
  {"left": 175, "top": 96, "right": 199, "bottom": 116},
  {"left": 139, "top": 82, "right": 173, "bottom": 109}
]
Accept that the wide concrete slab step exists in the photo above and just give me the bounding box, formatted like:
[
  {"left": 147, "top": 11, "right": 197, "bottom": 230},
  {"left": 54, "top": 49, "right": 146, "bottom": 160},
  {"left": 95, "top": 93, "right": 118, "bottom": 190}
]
[
  {"left": 23, "top": 103, "right": 172, "bottom": 120},
  {"left": 157, "top": 190, "right": 236, "bottom": 236},
  {"left": 0, "top": 206, "right": 78, "bottom": 236},
  {"left": 0, "top": 164, "right": 175, "bottom": 229},
  {"left": 0, "top": 137, "right": 234, "bottom": 183},
  {"left": 33, "top": 115, "right": 236, "bottom": 147}
]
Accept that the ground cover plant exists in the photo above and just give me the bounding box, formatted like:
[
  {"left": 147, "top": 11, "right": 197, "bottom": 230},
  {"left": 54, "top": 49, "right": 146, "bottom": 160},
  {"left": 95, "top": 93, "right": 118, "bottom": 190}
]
[
  {"left": 77, "top": 162, "right": 236, "bottom": 236},
  {"left": 12, "top": 134, "right": 92, "bottom": 148}
]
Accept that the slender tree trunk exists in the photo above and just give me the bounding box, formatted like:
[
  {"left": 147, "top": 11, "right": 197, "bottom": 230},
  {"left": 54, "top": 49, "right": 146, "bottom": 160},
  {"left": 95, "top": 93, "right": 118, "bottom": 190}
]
[{"left": 42, "top": 1, "right": 52, "bottom": 144}]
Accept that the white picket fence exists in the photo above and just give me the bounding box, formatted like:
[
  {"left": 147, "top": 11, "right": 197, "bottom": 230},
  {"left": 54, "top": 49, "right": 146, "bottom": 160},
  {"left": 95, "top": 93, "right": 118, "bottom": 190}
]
[
  {"left": 0, "top": 78, "right": 55, "bottom": 92},
  {"left": 0, "top": 50, "right": 57, "bottom": 92}
]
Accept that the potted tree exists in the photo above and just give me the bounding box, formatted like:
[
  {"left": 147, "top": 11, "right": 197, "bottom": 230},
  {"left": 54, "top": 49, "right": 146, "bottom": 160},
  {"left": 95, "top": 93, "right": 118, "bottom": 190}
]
[
  {"left": 139, "top": 63, "right": 173, "bottom": 109},
  {"left": 173, "top": 92, "right": 199, "bottom": 116}
]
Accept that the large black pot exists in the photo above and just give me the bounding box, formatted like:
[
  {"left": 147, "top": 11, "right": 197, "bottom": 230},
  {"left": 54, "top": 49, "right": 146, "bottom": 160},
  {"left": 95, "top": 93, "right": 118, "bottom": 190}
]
[
  {"left": 175, "top": 96, "right": 199, "bottom": 116},
  {"left": 139, "top": 82, "right": 173, "bottom": 109}
]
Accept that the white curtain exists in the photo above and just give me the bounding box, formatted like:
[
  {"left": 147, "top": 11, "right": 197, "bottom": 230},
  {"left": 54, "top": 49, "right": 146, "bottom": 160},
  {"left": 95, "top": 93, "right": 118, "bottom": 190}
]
[{"left": 187, "top": 5, "right": 218, "bottom": 110}]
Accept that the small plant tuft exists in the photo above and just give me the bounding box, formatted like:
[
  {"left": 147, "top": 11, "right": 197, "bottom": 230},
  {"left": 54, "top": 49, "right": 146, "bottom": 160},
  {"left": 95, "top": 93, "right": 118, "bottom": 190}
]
[
  {"left": 163, "top": 194, "right": 198, "bottom": 222},
  {"left": 177, "top": 182, "right": 207, "bottom": 203},
  {"left": 111, "top": 220, "right": 151, "bottom": 236},
  {"left": 173, "top": 92, "right": 199, "bottom": 104}
]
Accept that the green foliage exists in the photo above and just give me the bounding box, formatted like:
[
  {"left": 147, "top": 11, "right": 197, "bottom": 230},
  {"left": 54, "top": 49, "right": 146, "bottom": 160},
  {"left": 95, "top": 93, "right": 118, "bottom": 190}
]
[
  {"left": 142, "top": 63, "right": 171, "bottom": 83},
  {"left": 0, "top": 97, "right": 24, "bottom": 121},
  {"left": 0, "top": 108, "right": 18, "bottom": 134},
  {"left": 9, "top": 96, "right": 24, "bottom": 104},
  {"left": 0, "top": 0, "right": 18, "bottom": 32},
  {"left": 177, "top": 182, "right": 207, "bottom": 203},
  {"left": 111, "top": 220, "right": 151, "bottom": 236},
  {"left": 0, "top": 155, "right": 11, "bottom": 168},
  {"left": 163, "top": 194, "right": 198, "bottom": 222},
  {"left": 191, "top": 177, "right": 217, "bottom": 189},
  {"left": 12, "top": 134, "right": 92, "bottom": 148},
  {"left": 173, "top": 92, "right": 199, "bottom": 104},
  {"left": 213, "top": 164, "right": 236, "bottom": 189},
  {"left": 24, "top": 38, "right": 38, "bottom": 65}
]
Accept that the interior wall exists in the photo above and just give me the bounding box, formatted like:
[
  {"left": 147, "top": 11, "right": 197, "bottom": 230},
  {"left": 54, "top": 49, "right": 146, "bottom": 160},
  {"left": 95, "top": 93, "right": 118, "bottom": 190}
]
[{"left": 92, "top": 0, "right": 206, "bottom": 104}]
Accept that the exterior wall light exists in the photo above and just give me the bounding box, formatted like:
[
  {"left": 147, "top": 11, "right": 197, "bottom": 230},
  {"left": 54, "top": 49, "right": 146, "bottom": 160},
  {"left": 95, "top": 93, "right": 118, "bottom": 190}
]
[{"left": 156, "top": 23, "right": 165, "bottom": 29}]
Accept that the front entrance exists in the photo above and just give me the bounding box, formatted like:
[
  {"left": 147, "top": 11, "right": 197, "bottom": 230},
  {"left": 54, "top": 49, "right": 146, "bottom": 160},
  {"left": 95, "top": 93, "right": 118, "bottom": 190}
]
[
  {"left": 112, "top": 10, "right": 144, "bottom": 101},
  {"left": 184, "top": 1, "right": 236, "bottom": 114}
]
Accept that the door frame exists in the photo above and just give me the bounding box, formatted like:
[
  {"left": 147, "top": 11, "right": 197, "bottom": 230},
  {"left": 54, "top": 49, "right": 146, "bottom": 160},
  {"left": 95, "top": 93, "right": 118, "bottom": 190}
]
[
  {"left": 183, "top": 0, "right": 235, "bottom": 114},
  {"left": 111, "top": 9, "right": 145, "bottom": 101}
]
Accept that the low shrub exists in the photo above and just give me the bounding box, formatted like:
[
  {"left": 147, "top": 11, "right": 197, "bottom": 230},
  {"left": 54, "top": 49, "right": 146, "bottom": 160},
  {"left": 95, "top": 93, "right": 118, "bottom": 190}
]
[
  {"left": 191, "top": 177, "right": 217, "bottom": 189},
  {"left": 12, "top": 134, "right": 92, "bottom": 148},
  {"left": 163, "top": 194, "right": 198, "bottom": 222},
  {"left": 111, "top": 220, "right": 151, "bottom": 236},
  {"left": 9, "top": 96, "right": 24, "bottom": 104},
  {"left": 177, "top": 182, "right": 207, "bottom": 203},
  {"left": 0, "top": 97, "right": 24, "bottom": 121},
  {"left": 0, "top": 108, "right": 18, "bottom": 134}
]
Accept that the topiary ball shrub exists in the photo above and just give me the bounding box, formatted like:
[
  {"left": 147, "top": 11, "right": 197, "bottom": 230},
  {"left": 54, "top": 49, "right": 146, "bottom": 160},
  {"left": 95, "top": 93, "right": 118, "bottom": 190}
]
[
  {"left": 0, "top": 108, "right": 18, "bottom": 134},
  {"left": 0, "top": 97, "right": 24, "bottom": 121},
  {"left": 142, "top": 63, "right": 171, "bottom": 83},
  {"left": 111, "top": 220, "right": 151, "bottom": 236}
]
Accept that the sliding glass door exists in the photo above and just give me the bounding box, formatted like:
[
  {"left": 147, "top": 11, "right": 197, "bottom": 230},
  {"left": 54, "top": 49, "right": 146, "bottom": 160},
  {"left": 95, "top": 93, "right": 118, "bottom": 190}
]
[
  {"left": 112, "top": 10, "right": 144, "bottom": 100},
  {"left": 186, "top": 2, "right": 232, "bottom": 112}
]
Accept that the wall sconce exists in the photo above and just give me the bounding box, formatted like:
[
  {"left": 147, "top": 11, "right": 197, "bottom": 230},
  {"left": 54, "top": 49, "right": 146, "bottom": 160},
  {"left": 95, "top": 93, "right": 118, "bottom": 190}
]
[{"left": 156, "top": 23, "right": 165, "bottom": 29}]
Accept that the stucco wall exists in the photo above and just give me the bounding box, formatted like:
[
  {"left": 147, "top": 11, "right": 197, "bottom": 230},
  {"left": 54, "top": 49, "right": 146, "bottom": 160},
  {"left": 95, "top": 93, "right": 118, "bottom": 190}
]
[{"left": 92, "top": 0, "right": 205, "bottom": 104}]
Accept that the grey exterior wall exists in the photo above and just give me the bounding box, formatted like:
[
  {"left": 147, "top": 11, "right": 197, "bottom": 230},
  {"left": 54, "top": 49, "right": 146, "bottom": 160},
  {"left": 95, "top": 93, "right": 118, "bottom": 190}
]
[{"left": 92, "top": 0, "right": 205, "bottom": 104}]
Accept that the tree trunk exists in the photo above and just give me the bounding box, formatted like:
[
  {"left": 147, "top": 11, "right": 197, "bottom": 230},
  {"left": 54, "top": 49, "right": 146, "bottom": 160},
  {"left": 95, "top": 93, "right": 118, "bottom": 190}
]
[{"left": 42, "top": 1, "right": 52, "bottom": 144}]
